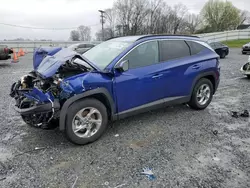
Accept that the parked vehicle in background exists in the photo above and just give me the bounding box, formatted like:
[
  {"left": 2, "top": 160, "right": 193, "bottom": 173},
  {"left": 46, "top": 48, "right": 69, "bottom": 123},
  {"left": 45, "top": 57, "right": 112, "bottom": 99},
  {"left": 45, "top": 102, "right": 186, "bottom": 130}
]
[
  {"left": 10, "top": 35, "right": 220, "bottom": 145},
  {"left": 209, "top": 42, "right": 229, "bottom": 59},
  {"left": 0, "top": 45, "right": 13, "bottom": 60},
  {"left": 240, "top": 56, "right": 250, "bottom": 78},
  {"left": 68, "top": 43, "right": 95, "bottom": 54},
  {"left": 242, "top": 42, "right": 250, "bottom": 54}
]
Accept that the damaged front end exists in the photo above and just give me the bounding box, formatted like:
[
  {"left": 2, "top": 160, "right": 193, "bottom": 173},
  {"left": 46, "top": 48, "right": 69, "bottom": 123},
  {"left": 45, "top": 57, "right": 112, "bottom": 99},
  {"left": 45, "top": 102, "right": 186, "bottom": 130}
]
[
  {"left": 10, "top": 72, "right": 61, "bottom": 128},
  {"left": 10, "top": 48, "right": 97, "bottom": 129}
]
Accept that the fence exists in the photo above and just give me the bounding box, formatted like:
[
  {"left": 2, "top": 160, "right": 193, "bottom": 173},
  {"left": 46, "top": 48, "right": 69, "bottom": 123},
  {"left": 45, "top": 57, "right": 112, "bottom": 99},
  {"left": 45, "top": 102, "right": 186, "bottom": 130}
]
[
  {"left": 1, "top": 29, "right": 250, "bottom": 52},
  {"left": 196, "top": 29, "right": 250, "bottom": 42},
  {"left": 0, "top": 41, "right": 102, "bottom": 53}
]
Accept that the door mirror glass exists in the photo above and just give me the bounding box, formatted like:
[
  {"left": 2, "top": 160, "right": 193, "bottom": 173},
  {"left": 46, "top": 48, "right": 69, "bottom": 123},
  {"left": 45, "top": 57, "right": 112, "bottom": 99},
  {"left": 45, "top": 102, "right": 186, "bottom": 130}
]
[{"left": 115, "top": 60, "right": 129, "bottom": 72}]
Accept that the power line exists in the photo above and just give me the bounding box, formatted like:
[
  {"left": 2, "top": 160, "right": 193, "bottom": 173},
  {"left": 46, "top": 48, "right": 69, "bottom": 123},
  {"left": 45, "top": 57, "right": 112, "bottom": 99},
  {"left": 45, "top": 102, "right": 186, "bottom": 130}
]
[{"left": 0, "top": 22, "right": 100, "bottom": 30}]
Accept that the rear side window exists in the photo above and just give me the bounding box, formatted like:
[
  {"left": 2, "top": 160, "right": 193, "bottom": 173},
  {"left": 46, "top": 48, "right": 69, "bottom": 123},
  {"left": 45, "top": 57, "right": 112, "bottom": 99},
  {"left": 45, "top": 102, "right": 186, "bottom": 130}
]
[
  {"left": 186, "top": 41, "right": 206, "bottom": 55},
  {"left": 86, "top": 44, "right": 95, "bottom": 48},
  {"left": 78, "top": 44, "right": 86, "bottom": 48},
  {"left": 159, "top": 40, "right": 190, "bottom": 62}
]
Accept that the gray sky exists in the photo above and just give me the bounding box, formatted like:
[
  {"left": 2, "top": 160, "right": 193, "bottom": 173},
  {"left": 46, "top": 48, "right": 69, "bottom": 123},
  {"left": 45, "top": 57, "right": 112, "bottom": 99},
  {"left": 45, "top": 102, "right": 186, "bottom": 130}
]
[{"left": 0, "top": 0, "right": 249, "bottom": 40}]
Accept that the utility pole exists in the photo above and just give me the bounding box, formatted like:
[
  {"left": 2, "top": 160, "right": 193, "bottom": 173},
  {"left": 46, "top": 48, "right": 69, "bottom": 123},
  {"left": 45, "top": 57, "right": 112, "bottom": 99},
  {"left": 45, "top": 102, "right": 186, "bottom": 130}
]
[{"left": 99, "top": 10, "right": 105, "bottom": 41}]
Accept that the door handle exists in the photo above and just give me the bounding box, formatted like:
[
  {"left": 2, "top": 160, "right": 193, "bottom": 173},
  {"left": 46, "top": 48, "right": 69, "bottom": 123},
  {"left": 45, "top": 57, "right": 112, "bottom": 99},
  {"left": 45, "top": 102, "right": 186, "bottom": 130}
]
[
  {"left": 152, "top": 74, "right": 163, "bottom": 79},
  {"left": 192, "top": 65, "right": 201, "bottom": 70}
]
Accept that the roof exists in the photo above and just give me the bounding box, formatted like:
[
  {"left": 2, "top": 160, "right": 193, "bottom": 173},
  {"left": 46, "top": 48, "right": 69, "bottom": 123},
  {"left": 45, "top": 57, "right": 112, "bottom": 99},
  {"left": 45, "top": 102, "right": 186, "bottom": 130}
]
[
  {"left": 109, "top": 34, "right": 200, "bottom": 43},
  {"left": 237, "top": 24, "right": 250, "bottom": 30}
]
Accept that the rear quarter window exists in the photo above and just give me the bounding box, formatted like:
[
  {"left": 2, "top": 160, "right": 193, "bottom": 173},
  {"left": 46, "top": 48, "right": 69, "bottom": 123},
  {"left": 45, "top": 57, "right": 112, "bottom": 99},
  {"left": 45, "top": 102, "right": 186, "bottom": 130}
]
[{"left": 186, "top": 41, "right": 206, "bottom": 55}]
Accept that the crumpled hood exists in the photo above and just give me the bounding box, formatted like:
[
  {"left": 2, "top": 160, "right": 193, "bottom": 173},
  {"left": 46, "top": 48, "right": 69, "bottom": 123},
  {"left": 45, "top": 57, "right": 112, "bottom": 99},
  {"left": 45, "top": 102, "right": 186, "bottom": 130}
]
[
  {"left": 36, "top": 48, "right": 99, "bottom": 78},
  {"left": 33, "top": 46, "right": 62, "bottom": 70}
]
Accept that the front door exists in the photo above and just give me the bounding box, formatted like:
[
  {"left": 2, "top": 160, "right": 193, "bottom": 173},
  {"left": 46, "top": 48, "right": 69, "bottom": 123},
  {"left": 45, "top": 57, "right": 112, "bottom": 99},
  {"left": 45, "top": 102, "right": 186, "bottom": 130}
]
[{"left": 113, "top": 40, "right": 167, "bottom": 113}]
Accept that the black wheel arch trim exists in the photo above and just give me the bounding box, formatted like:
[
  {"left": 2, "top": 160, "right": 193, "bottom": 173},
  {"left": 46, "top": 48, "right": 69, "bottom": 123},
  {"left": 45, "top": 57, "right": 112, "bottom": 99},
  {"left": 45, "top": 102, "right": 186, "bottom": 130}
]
[
  {"left": 190, "top": 71, "right": 218, "bottom": 95},
  {"left": 59, "top": 87, "right": 115, "bottom": 131}
]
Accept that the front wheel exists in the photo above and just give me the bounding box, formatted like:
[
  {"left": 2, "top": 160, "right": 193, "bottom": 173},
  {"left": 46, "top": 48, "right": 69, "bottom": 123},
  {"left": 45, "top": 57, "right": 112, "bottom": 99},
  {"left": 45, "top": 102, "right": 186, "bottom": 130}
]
[
  {"left": 65, "top": 98, "right": 108, "bottom": 145},
  {"left": 188, "top": 78, "right": 214, "bottom": 110}
]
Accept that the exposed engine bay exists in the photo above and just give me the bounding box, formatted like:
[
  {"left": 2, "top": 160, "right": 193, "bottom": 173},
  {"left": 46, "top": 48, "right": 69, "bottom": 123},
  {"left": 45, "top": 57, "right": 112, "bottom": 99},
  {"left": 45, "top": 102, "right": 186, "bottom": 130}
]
[{"left": 10, "top": 48, "right": 95, "bottom": 129}]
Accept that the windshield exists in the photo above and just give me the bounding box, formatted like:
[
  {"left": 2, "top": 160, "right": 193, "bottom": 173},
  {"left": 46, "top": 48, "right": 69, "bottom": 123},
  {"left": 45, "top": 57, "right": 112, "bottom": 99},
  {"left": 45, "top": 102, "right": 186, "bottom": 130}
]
[{"left": 83, "top": 40, "right": 133, "bottom": 69}]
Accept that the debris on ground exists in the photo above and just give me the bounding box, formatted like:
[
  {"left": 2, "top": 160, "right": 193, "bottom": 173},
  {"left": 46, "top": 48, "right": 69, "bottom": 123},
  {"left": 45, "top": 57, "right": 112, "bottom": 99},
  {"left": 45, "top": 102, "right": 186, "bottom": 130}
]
[
  {"left": 212, "top": 157, "right": 221, "bottom": 161},
  {"left": 231, "top": 111, "right": 239, "bottom": 118},
  {"left": 141, "top": 167, "right": 156, "bottom": 181},
  {"left": 35, "top": 147, "right": 46, "bottom": 151},
  {"left": 231, "top": 110, "right": 249, "bottom": 118},
  {"left": 14, "top": 147, "right": 47, "bottom": 157},
  {"left": 212, "top": 130, "right": 218, "bottom": 136},
  {"left": 115, "top": 134, "right": 120, "bottom": 137},
  {"left": 240, "top": 110, "right": 249, "bottom": 118},
  {"left": 0, "top": 177, "right": 6, "bottom": 181},
  {"left": 114, "top": 183, "right": 126, "bottom": 188},
  {"left": 71, "top": 176, "right": 78, "bottom": 188},
  {"left": 104, "top": 181, "right": 109, "bottom": 186}
]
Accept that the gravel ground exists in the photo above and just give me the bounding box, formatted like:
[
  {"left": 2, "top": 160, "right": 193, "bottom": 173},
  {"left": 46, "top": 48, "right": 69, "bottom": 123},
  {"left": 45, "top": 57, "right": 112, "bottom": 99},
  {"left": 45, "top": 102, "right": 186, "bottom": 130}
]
[{"left": 0, "top": 49, "right": 250, "bottom": 188}]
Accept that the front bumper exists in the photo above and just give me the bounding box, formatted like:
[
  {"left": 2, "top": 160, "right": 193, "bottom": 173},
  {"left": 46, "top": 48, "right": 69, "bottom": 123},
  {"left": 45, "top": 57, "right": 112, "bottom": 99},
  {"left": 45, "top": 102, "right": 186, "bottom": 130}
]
[
  {"left": 10, "top": 81, "right": 60, "bottom": 116},
  {"left": 14, "top": 100, "right": 60, "bottom": 115},
  {"left": 242, "top": 48, "right": 250, "bottom": 52}
]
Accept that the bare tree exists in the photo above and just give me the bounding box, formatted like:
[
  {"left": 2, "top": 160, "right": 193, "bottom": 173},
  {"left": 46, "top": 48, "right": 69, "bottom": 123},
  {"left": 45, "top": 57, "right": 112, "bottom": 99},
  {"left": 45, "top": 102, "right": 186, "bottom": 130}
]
[
  {"left": 185, "top": 13, "right": 201, "bottom": 34},
  {"left": 104, "top": 8, "right": 117, "bottom": 38},
  {"left": 78, "top": 25, "right": 91, "bottom": 41},
  {"left": 239, "top": 10, "right": 250, "bottom": 25},
  {"left": 70, "top": 30, "right": 80, "bottom": 41},
  {"left": 114, "top": 0, "right": 150, "bottom": 35}
]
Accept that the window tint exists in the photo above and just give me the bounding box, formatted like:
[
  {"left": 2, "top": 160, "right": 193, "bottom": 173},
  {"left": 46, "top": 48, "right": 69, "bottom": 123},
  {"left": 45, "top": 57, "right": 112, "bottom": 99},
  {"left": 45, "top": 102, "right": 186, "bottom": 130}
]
[
  {"left": 123, "top": 41, "right": 159, "bottom": 69},
  {"left": 159, "top": 40, "right": 190, "bottom": 62},
  {"left": 186, "top": 41, "right": 206, "bottom": 55},
  {"left": 78, "top": 44, "right": 86, "bottom": 48},
  {"left": 85, "top": 44, "right": 95, "bottom": 48}
]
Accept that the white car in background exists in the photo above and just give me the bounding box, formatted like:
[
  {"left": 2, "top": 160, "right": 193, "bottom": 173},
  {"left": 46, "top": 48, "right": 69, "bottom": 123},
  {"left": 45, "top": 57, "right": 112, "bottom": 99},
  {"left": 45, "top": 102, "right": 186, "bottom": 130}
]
[{"left": 240, "top": 56, "right": 250, "bottom": 78}]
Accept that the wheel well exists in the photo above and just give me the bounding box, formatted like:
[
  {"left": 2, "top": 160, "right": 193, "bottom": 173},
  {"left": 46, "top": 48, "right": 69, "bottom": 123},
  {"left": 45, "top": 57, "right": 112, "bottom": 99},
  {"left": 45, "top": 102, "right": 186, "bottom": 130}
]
[
  {"left": 203, "top": 75, "right": 216, "bottom": 93},
  {"left": 85, "top": 94, "right": 112, "bottom": 120}
]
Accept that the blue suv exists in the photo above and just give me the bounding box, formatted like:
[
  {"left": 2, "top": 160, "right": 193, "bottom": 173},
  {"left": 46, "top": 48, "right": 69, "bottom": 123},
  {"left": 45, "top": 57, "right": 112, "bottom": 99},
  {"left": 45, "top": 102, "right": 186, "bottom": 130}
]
[{"left": 10, "top": 35, "right": 220, "bottom": 145}]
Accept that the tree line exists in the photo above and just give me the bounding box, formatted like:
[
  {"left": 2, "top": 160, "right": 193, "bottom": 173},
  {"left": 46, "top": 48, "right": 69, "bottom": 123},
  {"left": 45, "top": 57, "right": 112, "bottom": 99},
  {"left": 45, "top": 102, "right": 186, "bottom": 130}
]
[{"left": 70, "top": 0, "right": 250, "bottom": 41}]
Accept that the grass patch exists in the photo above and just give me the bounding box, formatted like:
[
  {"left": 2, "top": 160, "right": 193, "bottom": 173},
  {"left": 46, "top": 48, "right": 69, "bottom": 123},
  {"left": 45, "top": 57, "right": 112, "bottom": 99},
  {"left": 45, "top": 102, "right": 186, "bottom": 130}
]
[{"left": 222, "top": 39, "right": 250, "bottom": 48}]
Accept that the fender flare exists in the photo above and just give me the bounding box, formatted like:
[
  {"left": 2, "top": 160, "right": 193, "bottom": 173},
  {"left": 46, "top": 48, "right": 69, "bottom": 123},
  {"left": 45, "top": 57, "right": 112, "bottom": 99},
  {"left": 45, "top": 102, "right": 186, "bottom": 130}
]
[
  {"left": 59, "top": 88, "right": 115, "bottom": 131},
  {"left": 190, "top": 71, "right": 218, "bottom": 95}
]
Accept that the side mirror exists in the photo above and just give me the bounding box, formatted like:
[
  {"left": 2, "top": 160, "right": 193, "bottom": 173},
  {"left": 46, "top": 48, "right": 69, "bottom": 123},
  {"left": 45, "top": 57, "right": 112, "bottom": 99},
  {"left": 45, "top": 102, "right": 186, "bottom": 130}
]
[{"left": 115, "top": 60, "right": 129, "bottom": 72}]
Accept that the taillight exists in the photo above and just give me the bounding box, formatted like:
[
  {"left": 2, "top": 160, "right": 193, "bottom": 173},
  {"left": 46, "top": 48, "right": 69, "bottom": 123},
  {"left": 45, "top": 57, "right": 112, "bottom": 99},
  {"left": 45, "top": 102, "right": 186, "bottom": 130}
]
[{"left": 4, "top": 48, "right": 8, "bottom": 53}]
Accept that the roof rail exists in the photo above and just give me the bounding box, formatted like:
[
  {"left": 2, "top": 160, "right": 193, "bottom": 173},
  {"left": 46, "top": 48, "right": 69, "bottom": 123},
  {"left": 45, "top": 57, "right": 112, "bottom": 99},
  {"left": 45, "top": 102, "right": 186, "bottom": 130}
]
[{"left": 136, "top": 34, "right": 200, "bottom": 41}]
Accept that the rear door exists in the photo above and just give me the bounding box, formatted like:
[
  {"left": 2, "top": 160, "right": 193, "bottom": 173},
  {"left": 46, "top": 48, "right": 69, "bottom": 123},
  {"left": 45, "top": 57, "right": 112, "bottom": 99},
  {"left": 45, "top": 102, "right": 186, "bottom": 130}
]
[{"left": 158, "top": 40, "right": 203, "bottom": 98}]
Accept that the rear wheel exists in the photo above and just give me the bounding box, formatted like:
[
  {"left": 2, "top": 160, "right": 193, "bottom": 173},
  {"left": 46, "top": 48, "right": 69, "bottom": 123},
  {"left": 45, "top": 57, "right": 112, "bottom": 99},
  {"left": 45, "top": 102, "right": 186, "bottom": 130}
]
[
  {"left": 188, "top": 78, "right": 214, "bottom": 110},
  {"left": 65, "top": 98, "right": 108, "bottom": 145}
]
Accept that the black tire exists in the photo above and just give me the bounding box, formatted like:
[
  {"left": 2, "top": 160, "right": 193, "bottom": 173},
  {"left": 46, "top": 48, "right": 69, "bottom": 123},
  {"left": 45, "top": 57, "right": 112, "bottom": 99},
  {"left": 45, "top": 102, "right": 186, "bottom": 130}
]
[
  {"left": 247, "top": 75, "right": 250, "bottom": 79},
  {"left": 242, "top": 51, "right": 246, "bottom": 55},
  {"left": 188, "top": 78, "right": 214, "bottom": 110},
  {"left": 65, "top": 98, "right": 108, "bottom": 145},
  {"left": 220, "top": 52, "right": 226, "bottom": 59}
]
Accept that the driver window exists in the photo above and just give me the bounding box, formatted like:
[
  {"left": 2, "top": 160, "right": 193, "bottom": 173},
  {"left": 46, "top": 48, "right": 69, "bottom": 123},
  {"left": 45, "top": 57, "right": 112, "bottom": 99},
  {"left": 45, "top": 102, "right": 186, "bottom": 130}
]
[{"left": 122, "top": 41, "right": 159, "bottom": 69}]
